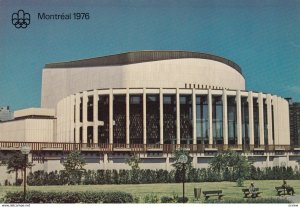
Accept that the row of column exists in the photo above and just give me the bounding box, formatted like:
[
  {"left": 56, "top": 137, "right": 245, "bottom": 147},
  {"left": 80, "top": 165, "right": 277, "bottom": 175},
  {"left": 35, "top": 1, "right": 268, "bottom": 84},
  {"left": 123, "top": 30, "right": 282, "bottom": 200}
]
[{"left": 72, "top": 89, "right": 276, "bottom": 146}]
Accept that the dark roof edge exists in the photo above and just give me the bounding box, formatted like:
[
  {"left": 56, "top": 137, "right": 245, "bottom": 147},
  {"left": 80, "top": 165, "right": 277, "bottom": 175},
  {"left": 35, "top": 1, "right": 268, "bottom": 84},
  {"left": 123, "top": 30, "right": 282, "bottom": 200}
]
[{"left": 44, "top": 50, "right": 243, "bottom": 75}]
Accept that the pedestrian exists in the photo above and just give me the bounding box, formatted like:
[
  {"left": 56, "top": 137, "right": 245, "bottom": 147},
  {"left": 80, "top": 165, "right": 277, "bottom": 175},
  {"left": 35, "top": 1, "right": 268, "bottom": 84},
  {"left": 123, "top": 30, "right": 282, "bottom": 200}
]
[
  {"left": 282, "top": 180, "right": 295, "bottom": 195},
  {"left": 249, "top": 182, "right": 257, "bottom": 198}
]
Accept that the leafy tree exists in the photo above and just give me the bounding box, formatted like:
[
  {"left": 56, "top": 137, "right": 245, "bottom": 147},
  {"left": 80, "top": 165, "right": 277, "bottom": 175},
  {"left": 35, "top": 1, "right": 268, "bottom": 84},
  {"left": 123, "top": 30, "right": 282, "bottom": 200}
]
[
  {"left": 126, "top": 154, "right": 142, "bottom": 171},
  {"left": 172, "top": 148, "right": 193, "bottom": 182},
  {"left": 63, "top": 151, "right": 86, "bottom": 171},
  {"left": 209, "top": 150, "right": 252, "bottom": 186},
  {"left": 126, "top": 154, "right": 143, "bottom": 184},
  {"left": 63, "top": 150, "right": 86, "bottom": 184},
  {"left": 6, "top": 151, "right": 33, "bottom": 186}
]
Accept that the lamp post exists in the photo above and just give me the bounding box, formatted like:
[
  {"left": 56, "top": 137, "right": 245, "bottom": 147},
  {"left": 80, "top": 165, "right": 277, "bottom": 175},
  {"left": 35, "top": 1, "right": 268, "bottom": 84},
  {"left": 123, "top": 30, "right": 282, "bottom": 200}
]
[
  {"left": 178, "top": 154, "right": 188, "bottom": 203},
  {"left": 20, "top": 145, "right": 31, "bottom": 203}
]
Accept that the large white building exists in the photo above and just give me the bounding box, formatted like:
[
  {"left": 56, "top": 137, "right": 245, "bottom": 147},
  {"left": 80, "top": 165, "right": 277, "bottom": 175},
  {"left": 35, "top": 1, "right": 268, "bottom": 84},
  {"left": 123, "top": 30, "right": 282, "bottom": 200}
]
[{"left": 0, "top": 51, "right": 297, "bottom": 181}]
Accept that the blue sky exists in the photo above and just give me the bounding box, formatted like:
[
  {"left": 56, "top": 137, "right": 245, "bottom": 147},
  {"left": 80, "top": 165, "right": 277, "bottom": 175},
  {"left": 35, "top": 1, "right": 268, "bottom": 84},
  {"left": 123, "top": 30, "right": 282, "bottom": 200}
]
[{"left": 0, "top": 0, "right": 300, "bottom": 111}]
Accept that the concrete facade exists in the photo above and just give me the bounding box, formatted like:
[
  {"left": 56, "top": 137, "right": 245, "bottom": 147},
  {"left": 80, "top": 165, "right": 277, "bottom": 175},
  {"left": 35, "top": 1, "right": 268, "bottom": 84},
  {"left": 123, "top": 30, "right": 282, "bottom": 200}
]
[
  {"left": 41, "top": 58, "right": 245, "bottom": 109},
  {"left": 55, "top": 88, "right": 290, "bottom": 146}
]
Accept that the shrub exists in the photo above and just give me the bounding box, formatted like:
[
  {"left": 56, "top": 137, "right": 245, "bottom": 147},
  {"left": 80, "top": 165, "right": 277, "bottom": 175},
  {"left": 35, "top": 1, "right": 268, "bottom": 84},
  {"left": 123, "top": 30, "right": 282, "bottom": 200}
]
[
  {"left": 4, "top": 191, "right": 134, "bottom": 203},
  {"left": 143, "top": 194, "right": 159, "bottom": 203},
  {"left": 160, "top": 196, "right": 174, "bottom": 203},
  {"left": 15, "top": 178, "right": 23, "bottom": 186},
  {"left": 112, "top": 169, "right": 119, "bottom": 184},
  {"left": 205, "top": 198, "right": 291, "bottom": 203},
  {"left": 177, "top": 197, "right": 188, "bottom": 203},
  {"left": 160, "top": 194, "right": 188, "bottom": 203},
  {"left": 236, "top": 178, "right": 244, "bottom": 187},
  {"left": 4, "top": 180, "right": 11, "bottom": 186}
]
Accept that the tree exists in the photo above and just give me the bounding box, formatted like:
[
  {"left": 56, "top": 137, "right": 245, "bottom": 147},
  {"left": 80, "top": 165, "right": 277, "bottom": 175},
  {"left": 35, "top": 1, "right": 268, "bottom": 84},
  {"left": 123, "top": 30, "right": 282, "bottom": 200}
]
[
  {"left": 126, "top": 154, "right": 143, "bottom": 184},
  {"left": 209, "top": 150, "right": 252, "bottom": 186},
  {"left": 126, "top": 154, "right": 142, "bottom": 171},
  {"left": 172, "top": 148, "right": 193, "bottom": 183},
  {"left": 63, "top": 150, "right": 86, "bottom": 185},
  {"left": 6, "top": 151, "right": 33, "bottom": 186}
]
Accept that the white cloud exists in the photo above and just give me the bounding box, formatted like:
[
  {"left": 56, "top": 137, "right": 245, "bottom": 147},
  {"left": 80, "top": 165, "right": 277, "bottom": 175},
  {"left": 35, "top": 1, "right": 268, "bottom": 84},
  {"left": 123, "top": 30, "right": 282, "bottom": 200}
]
[
  {"left": 286, "top": 85, "right": 300, "bottom": 94},
  {"left": 290, "top": 41, "right": 300, "bottom": 48}
]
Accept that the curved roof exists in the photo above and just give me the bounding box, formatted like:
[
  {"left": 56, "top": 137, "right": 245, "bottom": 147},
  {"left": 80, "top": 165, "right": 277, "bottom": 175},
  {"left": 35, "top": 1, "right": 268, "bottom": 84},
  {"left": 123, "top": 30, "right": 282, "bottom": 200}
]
[{"left": 45, "top": 50, "right": 242, "bottom": 75}]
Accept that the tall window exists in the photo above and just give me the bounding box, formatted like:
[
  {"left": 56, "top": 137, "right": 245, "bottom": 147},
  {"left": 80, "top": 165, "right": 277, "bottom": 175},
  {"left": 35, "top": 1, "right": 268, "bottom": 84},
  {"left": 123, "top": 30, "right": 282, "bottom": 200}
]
[
  {"left": 196, "top": 95, "right": 208, "bottom": 144},
  {"left": 79, "top": 127, "right": 83, "bottom": 143},
  {"left": 212, "top": 96, "right": 223, "bottom": 144},
  {"left": 98, "top": 95, "right": 109, "bottom": 144},
  {"left": 272, "top": 105, "right": 275, "bottom": 143},
  {"left": 253, "top": 97, "right": 260, "bottom": 145},
  {"left": 241, "top": 97, "right": 249, "bottom": 145},
  {"left": 180, "top": 95, "right": 193, "bottom": 144},
  {"left": 163, "top": 95, "right": 176, "bottom": 144},
  {"left": 227, "top": 96, "right": 237, "bottom": 144},
  {"left": 263, "top": 99, "right": 268, "bottom": 145},
  {"left": 130, "top": 95, "right": 143, "bottom": 144},
  {"left": 87, "top": 96, "right": 93, "bottom": 122},
  {"left": 113, "top": 95, "right": 126, "bottom": 144},
  {"left": 146, "top": 95, "right": 160, "bottom": 144},
  {"left": 80, "top": 97, "right": 83, "bottom": 122},
  {"left": 87, "top": 126, "right": 93, "bottom": 145}
]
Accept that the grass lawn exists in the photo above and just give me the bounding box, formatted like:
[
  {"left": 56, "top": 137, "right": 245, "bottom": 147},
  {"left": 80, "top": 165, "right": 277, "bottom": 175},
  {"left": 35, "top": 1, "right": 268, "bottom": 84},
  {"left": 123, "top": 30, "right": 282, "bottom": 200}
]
[{"left": 1, "top": 180, "right": 299, "bottom": 202}]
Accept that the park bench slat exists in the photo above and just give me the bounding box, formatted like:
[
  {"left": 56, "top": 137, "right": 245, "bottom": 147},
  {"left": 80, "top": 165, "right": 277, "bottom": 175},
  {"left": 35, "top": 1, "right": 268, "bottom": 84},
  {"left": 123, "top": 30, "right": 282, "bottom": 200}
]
[
  {"left": 202, "top": 190, "right": 224, "bottom": 200},
  {"left": 242, "top": 188, "right": 262, "bottom": 198},
  {"left": 275, "top": 186, "right": 287, "bottom": 196}
]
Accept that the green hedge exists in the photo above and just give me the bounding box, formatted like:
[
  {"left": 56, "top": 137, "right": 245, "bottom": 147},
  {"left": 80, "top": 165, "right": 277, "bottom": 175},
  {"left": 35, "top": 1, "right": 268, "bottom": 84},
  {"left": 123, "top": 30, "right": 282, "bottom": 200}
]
[
  {"left": 160, "top": 196, "right": 188, "bottom": 203},
  {"left": 4, "top": 191, "right": 133, "bottom": 203},
  {"left": 25, "top": 166, "right": 300, "bottom": 186}
]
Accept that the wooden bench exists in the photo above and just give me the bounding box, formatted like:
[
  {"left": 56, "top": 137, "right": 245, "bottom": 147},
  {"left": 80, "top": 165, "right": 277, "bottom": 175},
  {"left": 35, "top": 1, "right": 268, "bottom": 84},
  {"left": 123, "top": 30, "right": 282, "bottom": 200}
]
[
  {"left": 275, "top": 186, "right": 287, "bottom": 196},
  {"left": 242, "top": 188, "right": 262, "bottom": 198},
  {"left": 202, "top": 190, "right": 224, "bottom": 200}
]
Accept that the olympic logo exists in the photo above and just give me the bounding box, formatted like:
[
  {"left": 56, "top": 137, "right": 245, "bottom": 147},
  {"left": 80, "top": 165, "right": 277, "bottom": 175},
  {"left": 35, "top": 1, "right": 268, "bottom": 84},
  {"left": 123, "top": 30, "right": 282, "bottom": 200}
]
[{"left": 12, "top": 10, "right": 30, "bottom": 29}]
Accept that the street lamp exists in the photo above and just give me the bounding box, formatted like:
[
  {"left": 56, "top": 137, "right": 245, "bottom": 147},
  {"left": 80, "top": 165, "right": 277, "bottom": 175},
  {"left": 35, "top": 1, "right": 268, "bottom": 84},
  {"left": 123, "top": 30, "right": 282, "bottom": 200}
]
[
  {"left": 178, "top": 154, "right": 188, "bottom": 203},
  {"left": 20, "top": 145, "right": 31, "bottom": 202}
]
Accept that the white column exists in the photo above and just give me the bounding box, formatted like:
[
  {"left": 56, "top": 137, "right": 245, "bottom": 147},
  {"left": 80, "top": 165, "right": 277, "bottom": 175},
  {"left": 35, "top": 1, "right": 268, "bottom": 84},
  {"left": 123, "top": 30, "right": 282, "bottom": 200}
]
[
  {"left": 236, "top": 90, "right": 242, "bottom": 146},
  {"left": 166, "top": 156, "right": 170, "bottom": 171},
  {"left": 103, "top": 153, "right": 108, "bottom": 170},
  {"left": 258, "top": 93, "right": 264, "bottom": 146},
  {"left": 93, "top": 90, "right": 98, "bottom": 144},
  {"left": 61, "top": 99, "right": 65, "bottom": 142},
  {"left": 267, "top": 94, "right": 273, "bottom": 145},
  {"left": 70, "top": 95, "right": 75, "bottom": 143},
  {"left": 248, "top": 92, "right": 254, "bottom": 145},
  {"left": 160, "top": 88, "right": 164, "bottom": 145},
  {"left": 109, "top": 89, "right": 113, "bottom": 145},
  {"left": 82, "top": 91, "right": 88, "bottom": 144},
  {"left": 192, "top": 89, "right": 197, "bottom": 144},
  {"left": 208, "top": 89, "right": 213, "bottom": 145},
  {"left": 222, "top": 89, "right": 228, "bottom": 145},
  {"left": 66, "top": 97, "right": 71, "bottom": 142},
  {"left": 176, "top": 88, "right": 180, "bottom": 144},
  {"left": 126, "top": 89, "right": 130, "bottom": 145},
  {"left": 75, "top": 93, "right": 80, "bottom": 143},
  {"left": 143, "top": 88, "right": 147, "bottom": 145}
]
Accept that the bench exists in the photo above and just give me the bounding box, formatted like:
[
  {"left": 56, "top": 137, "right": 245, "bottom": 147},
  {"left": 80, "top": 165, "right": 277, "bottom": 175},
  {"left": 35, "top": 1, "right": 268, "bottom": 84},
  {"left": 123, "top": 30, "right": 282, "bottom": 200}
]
[
  {"left": 202, "top": 190, "right": 224, "bottom": 200},
  {"left": 242, "top": 188, "right": 262, "bottom": 198},
  {"left": 275, "top": 186, "right": 287, "bottom": 196}
]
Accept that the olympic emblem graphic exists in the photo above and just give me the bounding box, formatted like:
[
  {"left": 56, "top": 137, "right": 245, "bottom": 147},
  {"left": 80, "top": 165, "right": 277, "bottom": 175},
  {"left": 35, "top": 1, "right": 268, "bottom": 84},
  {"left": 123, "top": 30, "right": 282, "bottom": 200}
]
[{"left": 12, "top": 10, "right": 30, "bottom": 29}]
